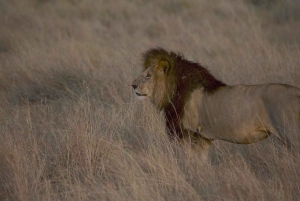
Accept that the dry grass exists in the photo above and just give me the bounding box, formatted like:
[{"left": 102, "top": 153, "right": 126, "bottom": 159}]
[{"left": 0, "top": 0, "right": 300, "bottom": 200}]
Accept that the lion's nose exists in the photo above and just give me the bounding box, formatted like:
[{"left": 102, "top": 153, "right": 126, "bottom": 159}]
[{"left": 132, "top": 84, "right": 138, "bottom": 90}]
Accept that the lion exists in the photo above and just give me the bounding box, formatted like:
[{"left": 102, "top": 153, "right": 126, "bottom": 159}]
[{"left": 132, "top": 47, "right": 300, "bottom": 160}]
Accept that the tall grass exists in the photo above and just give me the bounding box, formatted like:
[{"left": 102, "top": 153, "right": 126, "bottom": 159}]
[{"left": 0, "top": 0, "right": 300, "bottom": 200}]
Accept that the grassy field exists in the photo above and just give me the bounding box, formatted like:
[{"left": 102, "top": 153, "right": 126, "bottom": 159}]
[{"left": 1, "top": 0, "right": 300, "bottom": 200}]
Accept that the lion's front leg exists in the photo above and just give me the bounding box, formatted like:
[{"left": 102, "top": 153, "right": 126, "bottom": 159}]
[
  {"left": 192, "top": 136, "right": 211, "bottom": 162},
  {"left": 183, "top": 130, "right": 212, "bottom": 162}
]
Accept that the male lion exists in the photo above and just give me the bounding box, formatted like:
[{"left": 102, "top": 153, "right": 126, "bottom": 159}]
[{"left": 132, "top": 47, "right": 300, "bottom": 160}]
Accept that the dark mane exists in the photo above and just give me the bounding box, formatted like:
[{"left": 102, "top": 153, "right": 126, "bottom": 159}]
[
  {"left": 143, "top": 47, "right": 225, "bottom": 93},
  {"left": 143, "top": 47, "right": 226, "bottom": 139}
]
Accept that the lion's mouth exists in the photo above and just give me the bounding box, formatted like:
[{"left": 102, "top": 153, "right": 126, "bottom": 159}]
[{"left": 135, "top": 92, "right": 147, "bottom": 97}]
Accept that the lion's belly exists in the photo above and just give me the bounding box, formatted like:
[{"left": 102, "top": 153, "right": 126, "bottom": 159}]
[
  {"left": 200, "top": 124, "right": 270, "bottom": 144},
  {"left": 194, "top": 107, "right": 271, "bottom": 143}
]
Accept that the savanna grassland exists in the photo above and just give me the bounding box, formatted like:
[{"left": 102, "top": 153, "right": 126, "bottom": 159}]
[{"left": 1, "top": 0, "right": 300, "bottom": 200}]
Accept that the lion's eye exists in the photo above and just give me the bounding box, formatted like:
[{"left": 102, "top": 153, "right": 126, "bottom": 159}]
[{"left": 145, "top": 74, "right": 151, "bottom": 79}]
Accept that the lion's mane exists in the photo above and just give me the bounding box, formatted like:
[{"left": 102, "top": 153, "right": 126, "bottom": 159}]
[{"left": 143, "top": 48, "right": 226, "bottom": 138}]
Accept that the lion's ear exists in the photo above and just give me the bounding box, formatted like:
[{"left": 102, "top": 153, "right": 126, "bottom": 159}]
[{"left": 156, "top": 61, "right": 169, "bottom": 75}]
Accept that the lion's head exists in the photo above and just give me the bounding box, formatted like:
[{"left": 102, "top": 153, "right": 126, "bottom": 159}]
[
  {"left": 132, "top": 48, "right": 225, "bottom": 112},
  {"left": 131, "top": 65, "right": 157, "bottom": 101},
  {"left": 131, "top": 48, "right": 176, "bottom": 110}
]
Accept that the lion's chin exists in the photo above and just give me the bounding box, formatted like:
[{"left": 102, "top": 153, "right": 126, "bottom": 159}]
[
  {"left": 137, "top": 95, "right": 148, "bottom": 100},
  {"left": 135, "top": 92, "right": 148, "bottom": 100}
]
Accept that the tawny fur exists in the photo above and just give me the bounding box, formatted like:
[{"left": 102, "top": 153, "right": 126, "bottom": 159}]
[{"left": 132, "top": 47, "right": 300, "bottom": 160}]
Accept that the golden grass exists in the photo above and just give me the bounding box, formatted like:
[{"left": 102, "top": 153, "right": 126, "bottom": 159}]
[{"left": 0, "top": 0, "right": 300, "bottom": 200}]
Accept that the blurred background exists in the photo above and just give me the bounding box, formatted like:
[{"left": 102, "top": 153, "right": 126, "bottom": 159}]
[{"left": 0, "top": 0, "right": 300, "bottom": 200}]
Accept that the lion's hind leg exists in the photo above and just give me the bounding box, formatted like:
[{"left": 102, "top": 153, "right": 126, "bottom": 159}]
[
  {"left": 270, "top": 112, "right": 300, "bottom": 150},
  {"left": 270, "top": 126, "right": 294, "bottom": 150},
  {"left": 266, "top": 108, "right": 298, "bottom": 150}
]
